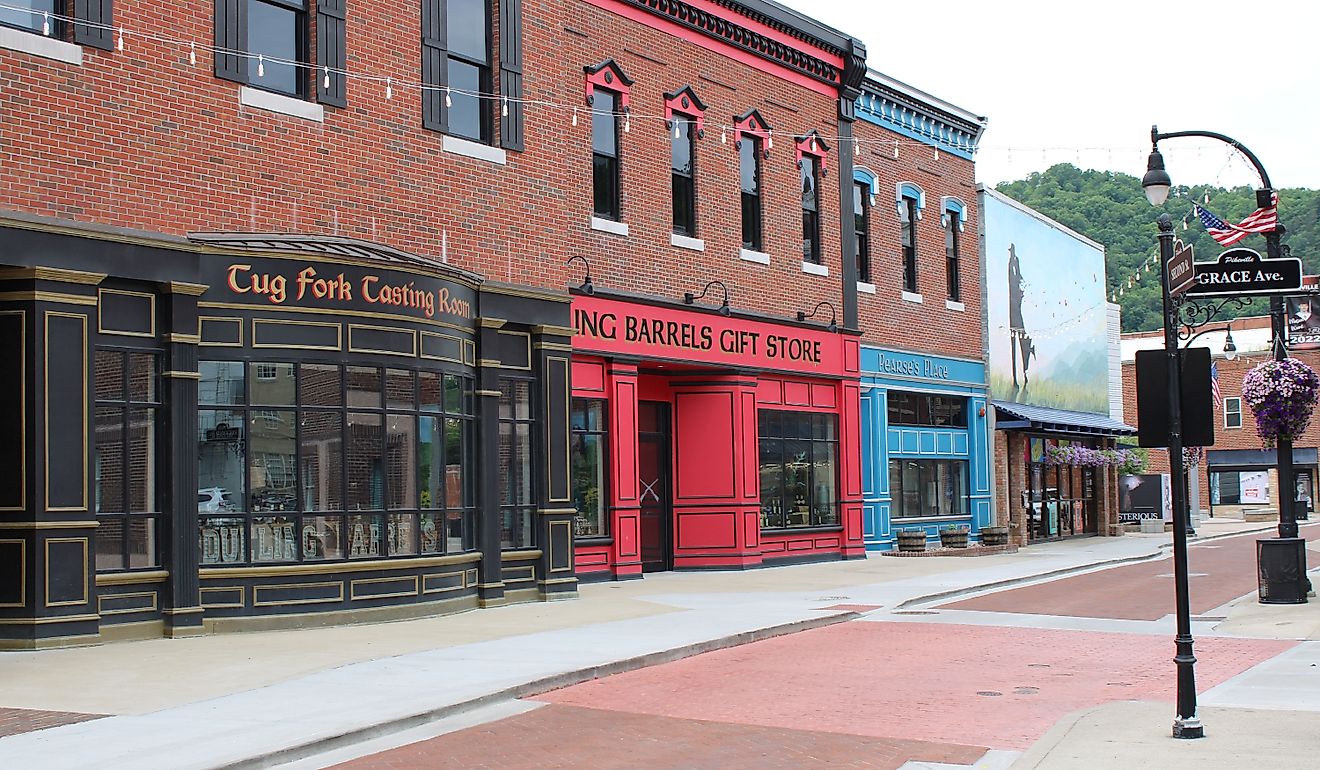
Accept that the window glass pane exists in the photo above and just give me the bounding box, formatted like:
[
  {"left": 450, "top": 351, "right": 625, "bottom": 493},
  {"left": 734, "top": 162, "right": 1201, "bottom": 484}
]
[
  {"left": 346, "top": 366, "right": 382, "bottom": 409},
  {"left": 200, "top": 361, "right": 245, "bottom": 405},
  {"left": 672, "top": 173, "right": 695, "bottom": 235},
  {"left": 301, "top": 515, "right": 342, "bottom": 560},
  {"left": 127, "top": 517, "right": 158, "bottom": 569},
  {"left": 902, "top": 460, "right": 920, "bottom": 517},
  {"left": 128, "top": 353, "right": 157, "bottom": 402},
  {"left": 740, "top": 138, "right": 759, "bottom": 194},
  {"left": 126, "top": 408, "right": 157, "bottom": 513},
  {"left": 386, "top": 369, "right": 415, "bottom": 410},
  {"left": 266, "top": 364, "right": 300, "bottom": 402},
  {"left": 300, "top": 364, "right": 342, "bottom": 407},
  {"left": 444, "top": 374, "right": 463, "bottom": 413},
  {"left": 346, "top": 514, "right": 383, "bottom": 558},
  {"left": 759, "top": 438, "right": 783, "bottom": 528},
  {"left": 96, "top": 517, "right": 125, "bottom": 571},
  {"left": 571, "top": 433, "right": 605, "bottom": 537},
  {"left": 800, "top": 158, "right": 817, "bottom": 212},
  {"left": 300, "top": 410, "right": 343, "bottom": 511},
  {"left": 0, "top": 1, "right": 59, "bottom": 34},
  {"left": 593, "top": 155, "right": 619, "bottom": 220},
  {"left": 200, "top": 516, "right": 247, "bottom": 565},
  {"left": 671, "top": 120, "right": 692, "bottom": 174},
  {"left": 251, "top": 515, "right": 298, "bottom": 562},
  {"left": 446, "top": 418, "right": 466, "bottom": 507},
  {"left": 387, "top": 414, "right": 416, "bottom": 510},
  {"left": 387, "top": 513, "right": 417, "bottom": 555},
  {"left": 249, "top": 410, "right": 296, "bottom": 512},
  {"left": 447, "top": 58, "right": 485, "bottom": 141},
  {"left": 420, "top": 511, "right": 444, "bottom": 553},
  {"left": 812, "top": 440, "right": 838, "bottom": 526},
  {"left": 419, "top": 371, "right": 442, "bottom": 412},
  {"left": 95, "top": 407, "right": 125, "bottom": 513},
  {"left": 95, "top": 350, "right": 124, "bottom": 401},
  {"left": 592, "top": 90, "right": 617, "bottom": 156},
  {"left": 419, "top": 415, "right": 442, "bottom": 509},
  {"left": 888, "top": 460, "right": 903, "bottom": 517},
  {"left": 198, "top": 409, "right": 245, "bottom": 512},
  {"left": 347, "top": 413, "right": 384, "bottom": 510},
  {"left": 446, "top": 0, "right": 488, "bottom": 61},
  {"left": 502, "top": 509, "right": 533, "bottom": 549},
  {"left": 448, "top": 510, "right": 468, "bottom": 553},
  {"left": 246, "top": 0, "right": 302, "bottom": 96},
  {"left": 784, "top": 438, "right": 810, "bottom": 526}
]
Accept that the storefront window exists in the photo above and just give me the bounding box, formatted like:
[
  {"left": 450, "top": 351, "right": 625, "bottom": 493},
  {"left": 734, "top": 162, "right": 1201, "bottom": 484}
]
[
  {"left": 889, "top": 458, "right": 967, "bottom": 519},
  {"left": 198, "top": 361, "right": 475, "bottom": 565},
  {"left": 94, "top": 350, "right": 161, "bottom": 571},
  {"left": 498, "top": 379, "right": 536, "bottom": 549},
  {"left": 571, "top": 399, "right": 608, "bottom": 537},
  {"left": 887, "top": 392, "right": 967, "bottom": 427},
  {"left": 758, "top": 411, "right": 839, "bottom": 529}
]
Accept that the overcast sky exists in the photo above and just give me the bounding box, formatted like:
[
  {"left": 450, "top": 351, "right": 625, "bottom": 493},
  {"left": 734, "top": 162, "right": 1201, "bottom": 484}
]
[{"left": 782, "top": 0, "right": 1320, "bottom": 191}]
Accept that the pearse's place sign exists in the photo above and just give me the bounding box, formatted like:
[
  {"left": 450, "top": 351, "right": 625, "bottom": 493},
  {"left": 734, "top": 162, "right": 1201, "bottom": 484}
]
[
  {"left": 571, "top": 295, "right": 844, "bottom": 375},
  {"left": 201, "top": 255, "right": 475, "bottom": 322},
  {"left": 1185, "top": 247, "right": 1303, "bottom": 298}
]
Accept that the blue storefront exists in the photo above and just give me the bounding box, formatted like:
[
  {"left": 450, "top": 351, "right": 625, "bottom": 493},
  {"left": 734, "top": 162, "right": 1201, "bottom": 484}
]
[{"left": 860, "top": 348, "right": 991, "bottom": 550}]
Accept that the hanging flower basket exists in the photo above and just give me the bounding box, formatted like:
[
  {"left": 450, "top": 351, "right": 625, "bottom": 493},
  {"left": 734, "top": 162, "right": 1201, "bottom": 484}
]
[
  {"left": 1045, "top": 445, "right": 1143, "bottom": 474},
  {"left": 1241, "top": 359, "right": 1320, "bottom": 448}
]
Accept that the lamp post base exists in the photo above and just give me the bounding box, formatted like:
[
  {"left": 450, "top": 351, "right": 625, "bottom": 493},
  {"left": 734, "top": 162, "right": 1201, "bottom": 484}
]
[
  {"left": 1257, "top": 538, "right": 1309, "bottom": 604},
  {"left": 1173, "top": 715, "right": 1204, "bottom": 739}
]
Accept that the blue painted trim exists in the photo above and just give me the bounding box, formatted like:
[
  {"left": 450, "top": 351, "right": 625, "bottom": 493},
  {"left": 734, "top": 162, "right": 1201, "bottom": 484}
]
[
  {"left": 896, "top": 181, "right": 925, "bottom": 219},
  {"left": 854, "top": 92, "right": 977, "bottom": 160},
  {"left": 941, "top": 196, "right": 967, "bottom": 232}
]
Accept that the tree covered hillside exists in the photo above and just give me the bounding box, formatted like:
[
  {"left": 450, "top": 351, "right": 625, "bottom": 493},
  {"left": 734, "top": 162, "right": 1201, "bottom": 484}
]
[{"left": 994, "top": 164, "right": 1320, "bottom": 332}]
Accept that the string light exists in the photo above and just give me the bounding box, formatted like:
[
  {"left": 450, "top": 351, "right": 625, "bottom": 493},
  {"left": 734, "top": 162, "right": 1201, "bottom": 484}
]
[
  {"left": 385, "top": 77, "right": 393, "bottom": 100},
  {"left": 571, "top": 108, "right": 578, "bottom": 127},
  {"left": 42, "top": 11, "right": 49, "bottom": 36},
  {"left": 323, "top": 66, "right": 331, "bottom": 90},
  {"left": 117, "top": 27, "right": 124, "bottom": 51},
  {"left": 189, "top": 41, "right": 196, "bottom": 65},
  {"left": 444, "top": 87, "right": 452, "bottom": 108},
  {"left": 257, "top": 55, "right": 265, "bottom": 78},
  {"left": 721, "top": 126, "right": 727, "bottom": 144},
  {"left": 624, "top": 111, "right": 630, "bottom": 133},
  {"left": 673, "top": 120, "right": 680, "bottom": 139},
  {"left": 501, "top": 95, "right": 508, "bottom": 117}
]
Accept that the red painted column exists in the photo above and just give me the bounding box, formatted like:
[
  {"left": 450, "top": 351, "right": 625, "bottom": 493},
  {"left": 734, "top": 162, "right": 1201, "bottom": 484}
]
[
  {"left": 839, "top": 379, "right": 866, "bottom": 558},
  {"left": 669, "top": 374, "right": 763, "bottom": 569},
  {"left": 607, "top": 362, "right": 643, "bottom": 579}
]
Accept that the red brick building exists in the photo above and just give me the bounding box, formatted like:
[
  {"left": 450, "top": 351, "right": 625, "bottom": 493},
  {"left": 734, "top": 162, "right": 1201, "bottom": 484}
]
[
  {"left": 1122, "top": 316, "right": 1320, "bottom": 520},
  {"left": 0, "top": 0, "right": 987, "bottom": 646}
]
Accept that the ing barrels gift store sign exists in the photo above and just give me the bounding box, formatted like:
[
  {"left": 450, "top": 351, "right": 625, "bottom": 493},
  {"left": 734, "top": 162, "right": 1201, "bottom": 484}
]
[{"left": 571, "top": 296, "right": 843, "bottom": 374}]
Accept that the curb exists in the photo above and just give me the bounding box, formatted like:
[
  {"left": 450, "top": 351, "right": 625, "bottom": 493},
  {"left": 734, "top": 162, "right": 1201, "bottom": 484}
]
[
  {"left": 218, "top": 610, "right": 859, "bottom": 770},
  {"left": 1156, "top": 523, "right": 1281, "bottom": 549}
]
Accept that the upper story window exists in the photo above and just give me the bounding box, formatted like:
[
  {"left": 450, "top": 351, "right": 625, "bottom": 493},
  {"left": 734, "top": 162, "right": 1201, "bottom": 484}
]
[
  {"left": 740, "top": 136, "right": 763, "bottom": 251},
  {"left": 796, "top": 133, "right": 828, "bottom": 265},
  {"left": 665, "top": 88, "right": 705, "bottom": 238},
  {"left": 887, "top": 391, "right": 967, "bottom": 428},
  {"left": 215, "top": 0, "right": 346, "bottom": 105},
  {"left": 1, "top": 0, "right": 58, "bottom": 35},
  {"left": 854, "top": 182, "right": 871, "bottom": 283},
  {"left": 897, "top": 182, "right": 925, "bottom": 294},
  {"left": 247, "top": 0, "right": 306, "bottom": 97},
  {"left": 1225, "top": 397, "right": 1243, "bottom": 429},
  {"left": 585, "top": 60, "right": 632, "bottom": 222},
  {"left": 418, "top": 0, "right": 522, "bottom": 146},
  {"left": 942, "top": 197, "right": 967, "bottom": 302}
]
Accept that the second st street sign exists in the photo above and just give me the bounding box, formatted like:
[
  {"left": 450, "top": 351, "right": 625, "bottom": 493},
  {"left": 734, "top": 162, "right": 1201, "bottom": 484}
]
[{"left": 1185, "top": 247, "right": 1303, "bottom": 297}]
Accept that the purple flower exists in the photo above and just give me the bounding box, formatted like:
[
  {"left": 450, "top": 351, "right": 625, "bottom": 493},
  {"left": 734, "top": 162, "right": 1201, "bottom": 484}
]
[{"left": 1242, "top": 360, "right": 1320, "bottom": 448}]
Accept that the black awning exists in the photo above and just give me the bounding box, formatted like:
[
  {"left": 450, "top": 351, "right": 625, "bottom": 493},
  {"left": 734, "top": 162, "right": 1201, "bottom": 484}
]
[{"left": 993, "top": 401, "right": 1136, "bottom": 437}]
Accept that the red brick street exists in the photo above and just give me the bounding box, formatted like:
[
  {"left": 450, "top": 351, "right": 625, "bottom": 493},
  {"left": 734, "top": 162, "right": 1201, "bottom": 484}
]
[{"left": 335, "top": 529, "right": 1300, "bottom": 769}]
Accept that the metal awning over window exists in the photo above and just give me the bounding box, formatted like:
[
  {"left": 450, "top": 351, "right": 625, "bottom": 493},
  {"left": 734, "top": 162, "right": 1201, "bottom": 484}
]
[{"left": 993, "top": 401, "right": 1136, "bottom": 437}]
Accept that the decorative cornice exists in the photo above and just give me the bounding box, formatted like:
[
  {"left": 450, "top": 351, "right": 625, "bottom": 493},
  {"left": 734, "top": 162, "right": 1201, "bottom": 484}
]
[
  {"left": 857, "top": 70, "right": 985, "bottom": 160},
  {"left": 622, "top": 0, "right": 843, "bottom": 88}
]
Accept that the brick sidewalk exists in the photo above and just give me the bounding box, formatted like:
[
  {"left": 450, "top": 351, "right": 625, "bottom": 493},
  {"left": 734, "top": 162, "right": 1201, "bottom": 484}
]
[{"left": 0, "top": 708, "right": 105, "bottom": 738}]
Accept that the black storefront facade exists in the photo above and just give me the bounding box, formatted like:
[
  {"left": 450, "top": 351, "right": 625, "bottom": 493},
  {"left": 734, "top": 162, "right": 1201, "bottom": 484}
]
[{"left": 0, "top": 214, "right": 576, "bottom": 648}]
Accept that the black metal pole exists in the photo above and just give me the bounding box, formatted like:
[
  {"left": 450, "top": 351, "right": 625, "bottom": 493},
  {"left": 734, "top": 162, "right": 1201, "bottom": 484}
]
[{"left": 1159, "top": 213, "right": 1203, "bottom": 739}]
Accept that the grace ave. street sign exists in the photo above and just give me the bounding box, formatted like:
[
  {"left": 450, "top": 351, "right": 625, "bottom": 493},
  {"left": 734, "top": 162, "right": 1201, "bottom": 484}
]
[{"left": 1184, "top": 247, "right": 1303, "bottom": 298}]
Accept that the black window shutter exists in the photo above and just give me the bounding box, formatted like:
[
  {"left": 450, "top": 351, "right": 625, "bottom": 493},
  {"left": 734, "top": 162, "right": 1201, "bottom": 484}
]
[
  {"left": 214, "top": 0, "right": 247, "bottom": 83},
  {"left": 420, "top": 0, "right": 447, "bottom": 132},
  {"left": 316, "top": 0, "right": 347, "bottom": 107},
  {"left": 499, "top": 0, "right": 524, "bottom": 150},
  {"left": 72, "top": 0, "right": 114, "bottom": 51}
]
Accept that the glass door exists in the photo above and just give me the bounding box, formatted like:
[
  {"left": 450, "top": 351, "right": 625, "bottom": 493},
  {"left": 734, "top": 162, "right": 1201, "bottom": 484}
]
[{"left": 638, "top": 402, "right": 672, "bottom": 572}]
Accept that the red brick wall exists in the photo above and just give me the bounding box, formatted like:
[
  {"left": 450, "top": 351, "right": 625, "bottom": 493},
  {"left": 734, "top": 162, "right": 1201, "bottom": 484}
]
[
  {"left": 851, "top": 118, "right": 981, "bottom": 359},
  {"left": 0, "top": 0, "right": 855, "bottom": 323}
]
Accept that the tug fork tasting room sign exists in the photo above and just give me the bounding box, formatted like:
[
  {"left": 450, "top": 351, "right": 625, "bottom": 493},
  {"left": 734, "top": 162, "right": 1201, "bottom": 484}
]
[{"left": 571, "top": 295, "right": 844, "bottom": 375}]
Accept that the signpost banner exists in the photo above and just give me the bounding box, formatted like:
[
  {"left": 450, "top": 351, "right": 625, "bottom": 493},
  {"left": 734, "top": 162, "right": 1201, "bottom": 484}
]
[{"left": 1168, "top": 240, "right": 1196, "bottom": 297}]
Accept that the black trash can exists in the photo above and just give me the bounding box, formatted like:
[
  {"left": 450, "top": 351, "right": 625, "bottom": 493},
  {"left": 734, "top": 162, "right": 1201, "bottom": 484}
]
[{"left": 1258, "top": 538, "right": 1309, "bottom": 604}]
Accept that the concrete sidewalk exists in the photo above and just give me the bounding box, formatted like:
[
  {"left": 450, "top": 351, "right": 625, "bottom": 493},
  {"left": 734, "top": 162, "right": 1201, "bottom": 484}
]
[{"left": 0, "top": 524, "right": 1284, "bottom": 769}]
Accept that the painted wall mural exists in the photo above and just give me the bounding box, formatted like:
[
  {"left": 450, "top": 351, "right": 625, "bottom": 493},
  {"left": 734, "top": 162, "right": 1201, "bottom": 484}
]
[{"left": 983, "top": 189, "right": 1109, "bottom": 414}]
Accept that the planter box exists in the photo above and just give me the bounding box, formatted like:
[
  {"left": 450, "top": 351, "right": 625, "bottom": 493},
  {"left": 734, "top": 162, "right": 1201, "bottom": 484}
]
[
  {"left": 939, "top": 530, "right": 969, "bottom": 549},
  {"left": 981, "top": 526, "right": 1009, "bottom": 547},
  {"left": 896, "top": 530, "right": 927, "bottom": 552}
]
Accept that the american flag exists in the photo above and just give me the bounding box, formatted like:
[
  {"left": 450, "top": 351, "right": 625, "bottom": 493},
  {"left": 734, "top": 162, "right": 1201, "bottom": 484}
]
[
  {"left": 1210, "top": 362, "right": 1222, "bottom": 408},
  {"left": 1193, "top": 193, "right": 1278, "bottom": 247}
]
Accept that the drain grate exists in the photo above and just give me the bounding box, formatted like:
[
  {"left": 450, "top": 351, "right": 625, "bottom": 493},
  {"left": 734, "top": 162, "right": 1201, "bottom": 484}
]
[{"left": 976, "top": 691, "right": 1002, "bottom": 697}]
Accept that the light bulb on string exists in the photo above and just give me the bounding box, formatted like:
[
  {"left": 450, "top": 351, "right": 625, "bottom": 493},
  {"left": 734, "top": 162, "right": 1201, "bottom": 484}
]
[
  {"left": 117, "top": 27, "right": 124, "bottom": 51},
  {"left": 766, "top": 130, "right": 772, "bottom": 149},
  {"left": 624, "top": 111, "right": 630, "bottom": 133},
  {"left": 444, "top": 88, "right": 452, "bottom": 108},
  {"left": 42, "top": 12, "right": 49, "bottom": 36},
  {"left": 189, "top": 42, "right": 196, "bottom": 65},
  {"left": 257, "top": 55, "right": 265, "bottom": 78},
  {"left": 721, "top": 126, "right": 727, "bottom": 144},
  {"left": 673, "top": 121, "right": 680, "bottom": 139},
  {"left": 385, "top": 78, "right": 393, "bottom": 100},
  {"left": 571, "top": 108, "right": 578, "bottom": 127},
  {"left": 501, "top": 95, "right": 508, "bottom": 117},
  {"left": 323, "top": 66, "right": 331, "bottom": 90}
]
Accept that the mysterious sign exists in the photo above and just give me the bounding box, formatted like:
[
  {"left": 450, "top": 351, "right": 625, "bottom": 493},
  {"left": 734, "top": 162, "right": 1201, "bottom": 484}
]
[
  {"left": 1184, "top": 247, "right": 1303, "bottom": 297},
  {"left": 1168, "top": 241, "right": 1195, "bottom": 297},
  {"left": 571, "top": 295, "right": 845, "bottom": 375}
]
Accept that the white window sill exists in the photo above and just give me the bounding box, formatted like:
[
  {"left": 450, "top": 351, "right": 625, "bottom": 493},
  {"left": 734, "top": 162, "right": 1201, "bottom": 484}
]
[
  {"left": 901, "top": 291, "right": 924, "bottom": 304},
  {"left": 240, "top": 86, "right": 324, "bottom": 122},
  {"left": 0, "top": 26, "right": 83, "bottom": 65},
  {"left": 671, "top": 233, "right": 705, "bottom": 251},
  {"left": 590, "top": 217, "right": 629, "bottom": 237},
  {"left": 443, "top": 134, "right": 507, "bottom": 165},
  {"left": 946, "top": 299, "right": 965, "bottom": 312},
  {"left": 857, "top": 281, "right": 877, "bottom": 295},
  {"left": 739, "top": 248, "right": 770, "bottom": 265},
  {"left": 802, "top": 261, "right": 829, "bottom": 277}
]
